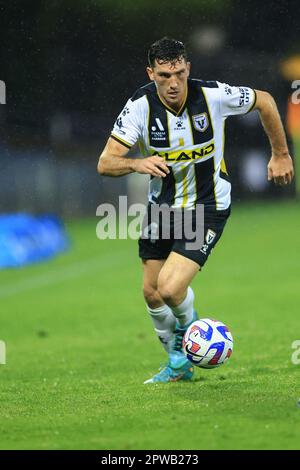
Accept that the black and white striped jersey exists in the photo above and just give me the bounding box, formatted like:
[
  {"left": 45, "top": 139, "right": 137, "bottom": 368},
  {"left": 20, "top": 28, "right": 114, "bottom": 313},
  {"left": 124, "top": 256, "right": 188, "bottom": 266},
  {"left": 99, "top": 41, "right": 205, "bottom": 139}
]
[{"left": 111, "top": 79, "right": 256, "bottom": 210}]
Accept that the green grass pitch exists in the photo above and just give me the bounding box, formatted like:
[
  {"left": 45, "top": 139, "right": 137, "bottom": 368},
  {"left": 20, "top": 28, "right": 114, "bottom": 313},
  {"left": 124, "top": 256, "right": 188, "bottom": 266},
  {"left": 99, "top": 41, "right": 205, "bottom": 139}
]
[{"left": 0, "top": 201, "right": 300, "bottom": 450}]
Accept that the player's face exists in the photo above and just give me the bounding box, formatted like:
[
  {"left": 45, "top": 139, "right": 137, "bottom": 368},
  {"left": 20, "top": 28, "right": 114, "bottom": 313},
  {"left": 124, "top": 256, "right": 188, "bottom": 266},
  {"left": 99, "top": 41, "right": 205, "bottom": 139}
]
[{"left": 147, "top": 58, "right": 190, "bottom": 111}]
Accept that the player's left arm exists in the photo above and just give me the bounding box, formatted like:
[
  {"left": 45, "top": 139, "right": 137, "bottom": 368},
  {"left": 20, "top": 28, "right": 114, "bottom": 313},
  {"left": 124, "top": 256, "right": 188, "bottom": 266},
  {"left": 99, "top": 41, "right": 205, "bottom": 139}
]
[{"left": 253, "top": 90, "right": 294, "bottom": 185}]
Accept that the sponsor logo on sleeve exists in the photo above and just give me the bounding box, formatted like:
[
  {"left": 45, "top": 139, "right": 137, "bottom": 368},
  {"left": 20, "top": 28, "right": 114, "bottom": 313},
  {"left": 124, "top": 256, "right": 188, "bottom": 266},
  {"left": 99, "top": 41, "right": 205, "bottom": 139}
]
[
  {"left": 116, "top": 116, "right": 126, "bottom": 135},
  {"left": 121, "top": 106, "right": 130, "bottom": 116},
  {"left": 238, "top": 87, "right": 250, "bottom": 107}
]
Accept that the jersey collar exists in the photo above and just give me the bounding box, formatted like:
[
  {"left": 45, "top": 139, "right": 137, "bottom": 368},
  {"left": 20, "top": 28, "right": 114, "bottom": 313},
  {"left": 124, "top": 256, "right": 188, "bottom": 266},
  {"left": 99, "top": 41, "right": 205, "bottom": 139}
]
[{"left": 156, "top": 84, "right": 188, "bottom": 117}]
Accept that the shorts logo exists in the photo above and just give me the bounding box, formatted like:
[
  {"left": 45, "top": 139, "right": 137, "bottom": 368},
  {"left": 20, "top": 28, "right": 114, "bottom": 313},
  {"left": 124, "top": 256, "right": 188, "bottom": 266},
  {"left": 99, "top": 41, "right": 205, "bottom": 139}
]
[
  {"left": 206, "top": 229, "right": 216, "bottom": 244},
  {"left": 192, "top": 113, "right": 209, "bottom": 132},
  {"left": 200, "top": 229, "right": 216, "bottom": 255}
]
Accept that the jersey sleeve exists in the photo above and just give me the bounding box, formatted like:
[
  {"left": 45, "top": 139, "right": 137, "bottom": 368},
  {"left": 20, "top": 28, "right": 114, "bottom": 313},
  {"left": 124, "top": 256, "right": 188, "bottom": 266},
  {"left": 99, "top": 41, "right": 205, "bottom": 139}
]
[
  {"left": 111, "top": 98, "right": 141, "bottom": 149},
  {"left": 217, "top": 82, "right": 257, "bottom": 118}
]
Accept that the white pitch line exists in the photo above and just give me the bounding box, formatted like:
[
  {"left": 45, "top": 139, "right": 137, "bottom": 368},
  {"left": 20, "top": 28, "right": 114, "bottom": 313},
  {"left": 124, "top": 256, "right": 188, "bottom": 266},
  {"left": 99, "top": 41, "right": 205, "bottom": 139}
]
[{"left": 0, "top": 250, "right": 128, "bottom": 299}]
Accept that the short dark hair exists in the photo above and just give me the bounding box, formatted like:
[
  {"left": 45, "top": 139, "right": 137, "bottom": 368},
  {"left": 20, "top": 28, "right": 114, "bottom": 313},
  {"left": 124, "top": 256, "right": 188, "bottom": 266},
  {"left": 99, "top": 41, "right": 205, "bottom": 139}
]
[{"left": 148, "top": 37, "right": 187, "bottom": 68}]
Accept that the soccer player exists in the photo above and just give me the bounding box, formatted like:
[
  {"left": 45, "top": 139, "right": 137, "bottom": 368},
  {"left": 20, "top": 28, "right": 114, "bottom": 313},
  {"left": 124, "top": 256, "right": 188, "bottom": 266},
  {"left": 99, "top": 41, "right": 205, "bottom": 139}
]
[{"left": 97, "top": 37, "right": 294, "bottom": 383}]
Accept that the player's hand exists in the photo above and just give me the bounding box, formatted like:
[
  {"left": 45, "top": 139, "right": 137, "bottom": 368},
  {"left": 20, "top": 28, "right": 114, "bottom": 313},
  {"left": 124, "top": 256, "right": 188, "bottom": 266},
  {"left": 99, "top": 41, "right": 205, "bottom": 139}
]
[
  {"left": 133, "top": 156, "right": 170, "bottom": 178},
  {"left": 267, "top": 153, "right": 294, "bottom": 185}
]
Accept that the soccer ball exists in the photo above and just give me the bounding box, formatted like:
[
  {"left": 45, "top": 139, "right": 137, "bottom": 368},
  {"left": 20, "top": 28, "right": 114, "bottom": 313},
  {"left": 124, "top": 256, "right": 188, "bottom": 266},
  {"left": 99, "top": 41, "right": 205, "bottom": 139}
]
[{"left": 182, "top": 318, "right": 233, "bottom": 368}]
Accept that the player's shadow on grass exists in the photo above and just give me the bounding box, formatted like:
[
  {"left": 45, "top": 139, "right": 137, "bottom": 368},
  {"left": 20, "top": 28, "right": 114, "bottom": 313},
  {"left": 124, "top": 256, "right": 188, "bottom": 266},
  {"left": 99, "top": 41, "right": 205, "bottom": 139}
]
[{"left": 191, "top": 373, "right": 228, "bottom": 383}]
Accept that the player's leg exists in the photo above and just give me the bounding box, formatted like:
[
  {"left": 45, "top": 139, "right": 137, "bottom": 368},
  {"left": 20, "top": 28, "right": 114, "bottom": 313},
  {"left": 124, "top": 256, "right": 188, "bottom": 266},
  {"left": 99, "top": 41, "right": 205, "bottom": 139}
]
[
  {"left": 157, "top": 251, "right": 199, "bottom": 326},
  {"left": 143, "top": 253, "right": 199, "bottom": 384},
  {"left": 142, "top": 259, "right": 165, "bottom": 309},
  {"left": 158, "top": 252, "right": 199, "bottom": 366},
  {"left": 144, "top": 207, "right": 231, "bottom": 383},
  {"left": 142, "top": 259, "right": 176, "bottom": 353},
  {"left": 160, "top": 206, "right": 231, "bottom": 327}
]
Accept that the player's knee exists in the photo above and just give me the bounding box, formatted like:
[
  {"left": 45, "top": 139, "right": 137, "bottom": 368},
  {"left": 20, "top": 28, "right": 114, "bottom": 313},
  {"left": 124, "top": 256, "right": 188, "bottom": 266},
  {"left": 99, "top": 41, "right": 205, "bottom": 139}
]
[
  {"left": 143, "top": 284, "right": 161, "bottom": 307},
  {"left": 157, "top": 279, "right": 179, "bottom": 305}
]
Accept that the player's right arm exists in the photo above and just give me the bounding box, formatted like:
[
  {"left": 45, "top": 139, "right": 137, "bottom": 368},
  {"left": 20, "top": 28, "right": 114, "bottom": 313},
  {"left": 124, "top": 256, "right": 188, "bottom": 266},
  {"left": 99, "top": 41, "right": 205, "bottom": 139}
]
[
  {"left": 98, "top": 94, "right": 169, "bottom": 178},
  {"left": 97, "top": 137, "right": 169, "bottom": 178}
]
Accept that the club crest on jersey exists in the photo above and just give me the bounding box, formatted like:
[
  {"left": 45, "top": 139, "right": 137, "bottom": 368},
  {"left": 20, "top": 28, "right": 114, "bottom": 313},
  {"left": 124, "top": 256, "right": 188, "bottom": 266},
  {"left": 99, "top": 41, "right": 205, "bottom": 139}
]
[{"left": 192, "top": 113, "right": 209, "bottom": 132}]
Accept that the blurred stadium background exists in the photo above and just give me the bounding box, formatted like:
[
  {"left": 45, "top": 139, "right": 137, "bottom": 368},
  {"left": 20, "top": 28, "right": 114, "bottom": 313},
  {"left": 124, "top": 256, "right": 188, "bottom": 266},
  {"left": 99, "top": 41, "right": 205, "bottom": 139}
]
[
  {"left": 1, "top": 0, "right": 300, "bottom": 450},
  {"left": 0, "top": 0, "right": 299, "bottom": 217}
]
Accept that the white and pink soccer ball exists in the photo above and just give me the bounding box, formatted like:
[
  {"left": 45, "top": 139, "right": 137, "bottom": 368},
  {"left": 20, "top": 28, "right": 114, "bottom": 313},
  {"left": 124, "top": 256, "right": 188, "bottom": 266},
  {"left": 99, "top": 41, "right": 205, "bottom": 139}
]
[{"left": 182, "top": 318, "right": 233, "bottom": 368}]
